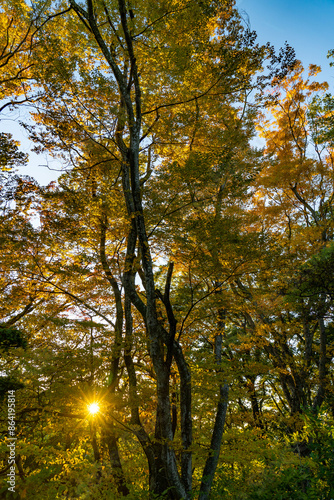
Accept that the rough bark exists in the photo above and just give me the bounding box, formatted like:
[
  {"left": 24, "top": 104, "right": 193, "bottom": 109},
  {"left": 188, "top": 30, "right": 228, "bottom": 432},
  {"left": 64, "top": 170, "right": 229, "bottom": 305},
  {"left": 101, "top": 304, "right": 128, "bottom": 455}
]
[
  {"left": 173, "top": 340, "right": 192, "bottom": 494},
  {"left": 99, "top": 215, "right": 129, "bottom": 493},
  {"left": 199, "top": 382, "right": 229, "bottom": 500},
  {"left": 245, "top": 375, "right": 264, "bottom": 429},
  {"left": 312, "top": 316, "right": 328, "bottom": 413},
  {"left": 100, "top": 214, "right": 123, "bottom": 391},
  {"left": 199, "top": 327, "right": 229, "bottom": 500},
  {"left": 104, "top": 429, "right": 130, "bottom": 496}
]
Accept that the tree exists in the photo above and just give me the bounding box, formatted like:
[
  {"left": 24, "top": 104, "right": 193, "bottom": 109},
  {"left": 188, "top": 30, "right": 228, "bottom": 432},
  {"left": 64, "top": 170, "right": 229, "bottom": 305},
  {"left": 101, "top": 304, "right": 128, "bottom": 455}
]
[
  {"left": 7, "top": 1, "right": 283, "bottom": 498},
  {"left": 245, "top": 62, "right": 334, "bottom": 423},
  {"left": 0, "top": 0, "right": 298, "bottom": 498}
]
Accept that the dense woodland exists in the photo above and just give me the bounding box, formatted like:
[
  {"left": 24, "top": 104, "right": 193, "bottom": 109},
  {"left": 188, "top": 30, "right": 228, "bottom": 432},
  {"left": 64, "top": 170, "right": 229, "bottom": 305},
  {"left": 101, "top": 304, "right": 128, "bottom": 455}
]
[{"left": 1, "top": 0, "right": 334, "bottom": 498}]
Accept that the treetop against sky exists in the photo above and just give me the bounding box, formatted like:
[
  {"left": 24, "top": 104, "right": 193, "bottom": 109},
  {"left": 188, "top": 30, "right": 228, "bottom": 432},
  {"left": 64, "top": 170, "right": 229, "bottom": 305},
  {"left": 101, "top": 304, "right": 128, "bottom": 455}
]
[{"left": 1, "top": 0, "right": 333, "bottom": 186}]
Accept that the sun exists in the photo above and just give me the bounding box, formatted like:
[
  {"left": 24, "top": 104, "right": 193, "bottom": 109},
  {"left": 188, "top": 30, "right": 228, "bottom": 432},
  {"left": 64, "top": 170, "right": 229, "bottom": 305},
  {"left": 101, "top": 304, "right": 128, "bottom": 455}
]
[{"left": 88, "top": 402, "right": 100, "bottom": 415}]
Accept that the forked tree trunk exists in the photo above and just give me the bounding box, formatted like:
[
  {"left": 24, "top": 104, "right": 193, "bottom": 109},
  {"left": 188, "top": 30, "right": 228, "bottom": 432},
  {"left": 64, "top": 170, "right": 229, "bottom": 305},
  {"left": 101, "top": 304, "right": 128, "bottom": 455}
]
[{"left": 68, "top": 2, "right": 230, "bottom": 497}]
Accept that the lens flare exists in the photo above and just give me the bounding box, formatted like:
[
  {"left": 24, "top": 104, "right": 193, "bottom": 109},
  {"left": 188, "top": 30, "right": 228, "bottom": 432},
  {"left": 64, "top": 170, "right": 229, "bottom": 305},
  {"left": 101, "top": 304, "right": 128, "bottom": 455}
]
[{"left": 88, "top": 402, "right": 99, "bottom": 415}]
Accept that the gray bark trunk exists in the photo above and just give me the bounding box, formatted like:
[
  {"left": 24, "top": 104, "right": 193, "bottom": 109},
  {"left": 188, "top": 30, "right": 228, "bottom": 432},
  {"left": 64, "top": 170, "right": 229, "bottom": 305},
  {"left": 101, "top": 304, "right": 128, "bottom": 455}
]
[
  {"left": 105, "top": 429, "right": 130, "bottom": 496},
  {"left": 199, "top": 327, "right": 229, "bottom": 500},
  {"left": 199, "top": 383, "right": 229, "bottom": 500},
  {"left": 312, "top": 315, "right": 328, "bottom": 413}
]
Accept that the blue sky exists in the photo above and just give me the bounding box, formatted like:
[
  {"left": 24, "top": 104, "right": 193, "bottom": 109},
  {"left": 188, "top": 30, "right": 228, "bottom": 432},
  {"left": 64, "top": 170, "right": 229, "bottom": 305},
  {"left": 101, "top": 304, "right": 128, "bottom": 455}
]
[
  {"left": 4, "top": 0, "right": 334, "bottom": 185},
  {"left": 237, "top": 0, "right": 334, "bottom": 84}
]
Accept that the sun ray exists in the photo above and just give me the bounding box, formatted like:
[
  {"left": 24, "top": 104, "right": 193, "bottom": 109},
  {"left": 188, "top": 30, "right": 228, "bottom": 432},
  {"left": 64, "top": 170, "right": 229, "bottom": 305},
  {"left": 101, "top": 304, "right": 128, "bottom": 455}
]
[{"left": 88, "top": 402, "right": 100, "bottom": 415}]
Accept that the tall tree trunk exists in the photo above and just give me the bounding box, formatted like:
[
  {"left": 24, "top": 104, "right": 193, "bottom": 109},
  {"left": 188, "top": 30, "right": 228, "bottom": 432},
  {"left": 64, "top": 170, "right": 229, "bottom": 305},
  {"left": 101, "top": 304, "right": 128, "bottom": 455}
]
[
  {"left": 199, "top": 319, "right": 229, "bottom": 500},
  {"left": 199, "top": 382, "right": 229, "bottom": 500},
  {"left": 245, "top": 375, "right": 264, "bottom": 429},
  {"left": 104, "top": 428, "right": 130, "bottom": 496},
  {"left": 312, "top": 315, "right": 328, "bottom": 413}
]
